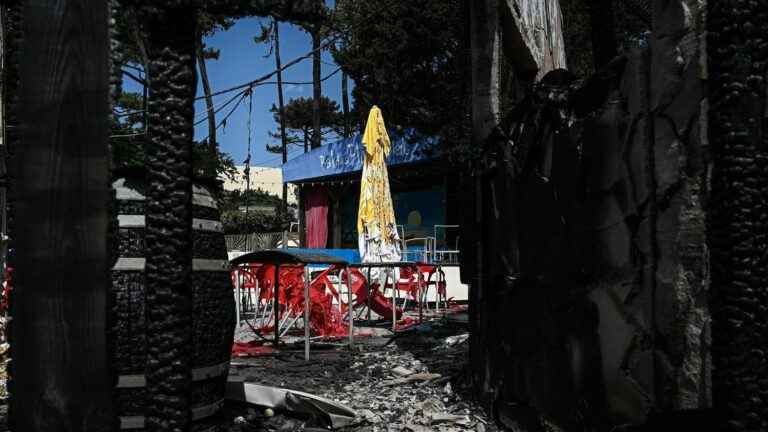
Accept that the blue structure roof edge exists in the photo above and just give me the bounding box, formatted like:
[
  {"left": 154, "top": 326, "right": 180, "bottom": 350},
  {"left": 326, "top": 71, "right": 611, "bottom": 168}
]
[{"left": 281, "top": 129, "right": 439, "bottom": 183}]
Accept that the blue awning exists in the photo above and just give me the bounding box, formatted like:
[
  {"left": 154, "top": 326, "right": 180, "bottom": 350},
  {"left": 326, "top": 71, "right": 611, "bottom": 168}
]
[{"left": 282, "top": 130, "right": 439, "bottom": 183}]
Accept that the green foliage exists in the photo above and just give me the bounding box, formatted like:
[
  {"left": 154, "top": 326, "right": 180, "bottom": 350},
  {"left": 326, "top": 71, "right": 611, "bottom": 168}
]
[
  {"left": 219, "top": 189, "right": 293, "bottom": 234},
  {"left": 198, "top": 12, "right": 235, "bottom": 37},
  {"left": 114, "top": 3, "right": 234, "bottom": 65},
  {"left": 193, "top": 140, "right": 239, "bottom": 182},
  {"left": 221, "top": 209, "right": 292, "bottom": 235},
  {"left": 112, "top": 6, "right": 237, "bottom": 181},
  {"left": 111, "top": 91, "right": 145, "bottom": 170},
  {"left": 110, "top": 90, "right": 236, "bottom": 179},
  {"left": 332, "top": 0, "right": 471, "bottom": 162},
  {"left": 267, "top": 96, "right": 344, "bottom": 152},
  {"left": 253, "top": 20, "right": 274, "bottom": 48},
  {"left": 219, "top": 188, "right": 284, "bottom": 213},
  {"left": 560, "top": 0, "right": 650, "bottom": 77}
]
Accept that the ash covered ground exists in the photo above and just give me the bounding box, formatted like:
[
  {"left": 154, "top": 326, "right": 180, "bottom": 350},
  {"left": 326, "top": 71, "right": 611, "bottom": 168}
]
[{"left": 224, "top": 314, "right": 500, "bottom": 432}]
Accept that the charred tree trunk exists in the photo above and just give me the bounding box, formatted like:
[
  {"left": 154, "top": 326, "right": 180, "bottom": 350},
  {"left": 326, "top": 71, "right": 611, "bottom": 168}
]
[
  {"left": 274, "top": 18, "right": 289, "bottom": 208},
  {"left": 708, "top": 2, "right": 768, "bottom": 430},
  {"left": 5, "top": 0, "right": 114, "bottom": 430},
  {"left": 143, "top": 5, "right": 197, "bottom": 430}
]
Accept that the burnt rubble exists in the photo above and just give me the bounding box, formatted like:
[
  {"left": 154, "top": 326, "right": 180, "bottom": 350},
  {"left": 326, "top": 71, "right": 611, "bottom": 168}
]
[{"left": 224, "top": 318, "right": 498, "bottom": 432}]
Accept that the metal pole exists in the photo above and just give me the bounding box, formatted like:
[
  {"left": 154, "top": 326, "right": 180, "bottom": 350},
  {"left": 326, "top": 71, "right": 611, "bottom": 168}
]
[
  {"left": 279, "top": 313, "right": 301, "bottom": 338},
  {"left": 263, "top": 302, "right": 275, "bottom": 330},
  {"left": 366, "top": 266, "right": 372, "bottom": 321},
  {"left": 274, "top": 264, "right": 280, "bottom": 346},
  {"left": 417, "top": 267, "right": 423, "bottom": 323},
  {"left": 391, "top": 268, "right": 397, "bottom": 333},
  {"left": 440, "top": 267, "right": 445, "bottom": 312},
  {"left": 346, "top": 266, "right": 354, "bottom": 349},
  {"left": 304, "top": 265, "right": 311, "bottom": 361},
  {"left": 234, "top": 267, "right": 241, "bottom": 325},
  {"left": 427, "top": 270, "right": 433, "bottom": 312}
]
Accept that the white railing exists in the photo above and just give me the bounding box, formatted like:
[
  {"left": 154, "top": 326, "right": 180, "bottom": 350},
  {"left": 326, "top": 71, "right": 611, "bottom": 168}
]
[
  {"left": 400, "top": 225, "right": 461, "bottom": 265},
  {"left": 402, "top": 237, "right": 435, "bottom": 263},
  {"left": 225, "top": 231, "right": 298, "bottom": 252},
  {"left": 432, "top": 225, "right": 460, "bottom": 264}
]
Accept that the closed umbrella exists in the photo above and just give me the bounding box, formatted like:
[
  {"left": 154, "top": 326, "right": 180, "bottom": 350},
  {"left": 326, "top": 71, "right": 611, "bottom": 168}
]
[{"left": 357, "top": 106, "right": 401, "bottom": 265}]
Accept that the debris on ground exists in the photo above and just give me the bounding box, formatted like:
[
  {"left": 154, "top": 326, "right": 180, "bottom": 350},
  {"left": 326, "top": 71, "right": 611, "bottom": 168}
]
[
  {"left": 226, "top": 380, "right": 358, "bottom": 429},
  {"left": 441, "top": 333, "right": 469, "bottom": 348},
  {"left": 0, "top": 342, "right": 8, "bottom": 401},
  {"left": 225, "top": 315, "right": 500, "bottom": 432}
]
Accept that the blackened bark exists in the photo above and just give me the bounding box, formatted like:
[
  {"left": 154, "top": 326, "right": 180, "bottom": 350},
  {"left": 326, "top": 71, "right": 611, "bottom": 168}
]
[
  {"left": 144, "top": 5, "right": 197, "bottom": 431},
  {"left": 708, "top": 1, "right": 768, "bottom": 430}
]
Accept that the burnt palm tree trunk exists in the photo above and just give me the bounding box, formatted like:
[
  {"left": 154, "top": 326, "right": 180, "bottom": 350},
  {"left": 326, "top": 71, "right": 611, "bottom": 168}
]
[
  {"left": 708, "top": 1, "right": 768, "bottom": 430},
  {"left": 144, "top": 5, "right": 197, "bottom": 430}
]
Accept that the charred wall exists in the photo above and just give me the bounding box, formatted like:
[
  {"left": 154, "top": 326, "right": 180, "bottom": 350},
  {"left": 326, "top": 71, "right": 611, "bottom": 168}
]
[{"left": 462, "top": 1, "right": 710, "bottom": 429}]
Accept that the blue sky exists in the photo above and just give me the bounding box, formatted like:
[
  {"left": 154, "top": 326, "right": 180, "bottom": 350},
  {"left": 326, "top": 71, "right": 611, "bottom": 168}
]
[{"left": 124, "top": 15, "right": 350, "bottom": 168}]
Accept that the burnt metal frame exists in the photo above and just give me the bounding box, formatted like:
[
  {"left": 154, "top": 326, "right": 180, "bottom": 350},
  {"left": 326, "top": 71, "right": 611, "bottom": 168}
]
[
  {"left": 349, "top": 261, "right": 426, "bottom": 331},
  {"left": 231, "top": 248, "right": 352, "bottom": 360}
]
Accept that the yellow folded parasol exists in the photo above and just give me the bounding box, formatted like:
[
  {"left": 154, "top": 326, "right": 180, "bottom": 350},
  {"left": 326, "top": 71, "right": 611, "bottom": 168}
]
[{"left": 357, "top": 106, "right": 401, "bottom": 262}]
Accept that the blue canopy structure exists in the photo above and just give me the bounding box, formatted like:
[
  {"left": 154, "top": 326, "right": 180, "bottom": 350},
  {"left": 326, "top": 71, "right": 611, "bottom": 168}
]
[{"left": 282, "top": 130, "right": 439, "bottom": 183}]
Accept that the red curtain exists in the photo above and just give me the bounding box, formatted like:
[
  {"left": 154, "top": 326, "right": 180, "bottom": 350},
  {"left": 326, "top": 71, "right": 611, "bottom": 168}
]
[{"left": 304, "top": 186, "right": 329, "bottom": 248}]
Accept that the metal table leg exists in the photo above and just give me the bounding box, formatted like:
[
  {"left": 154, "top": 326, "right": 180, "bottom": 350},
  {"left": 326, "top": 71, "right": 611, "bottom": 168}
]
[
  {"left": 346, "top": 266, "right": 354, "bottom": 349},
  {"left": 304, "top": 265, "right": 310, "bottom": 361},
  {"left": 274, "top": 264, "right": 280, "bottom": 346},
  {"left": 391, "top": 268, "right": 397, "bottom": 333}
]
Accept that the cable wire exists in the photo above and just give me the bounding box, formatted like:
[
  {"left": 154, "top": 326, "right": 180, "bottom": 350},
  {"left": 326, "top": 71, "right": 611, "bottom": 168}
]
[{"left": 194, "top": 34, "right": 340, "bottom": 101}]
